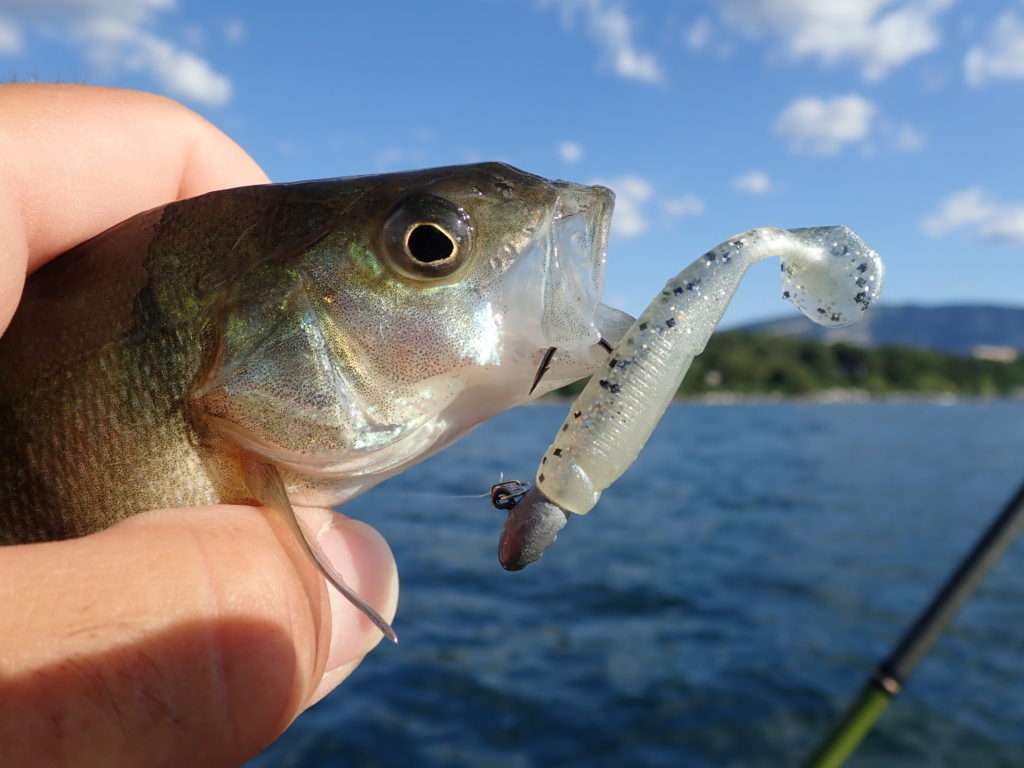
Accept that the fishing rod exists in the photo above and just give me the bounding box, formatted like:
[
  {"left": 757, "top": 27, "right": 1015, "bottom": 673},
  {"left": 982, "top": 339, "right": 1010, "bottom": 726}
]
[{"left": 806, "top": 477, "right": 1024, "bottom": 767}]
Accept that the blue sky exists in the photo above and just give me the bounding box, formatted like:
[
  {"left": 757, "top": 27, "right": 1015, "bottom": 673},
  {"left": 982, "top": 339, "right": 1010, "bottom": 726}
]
[{"left": 1, "top": 1, "right": 1022, "bottom": 324}]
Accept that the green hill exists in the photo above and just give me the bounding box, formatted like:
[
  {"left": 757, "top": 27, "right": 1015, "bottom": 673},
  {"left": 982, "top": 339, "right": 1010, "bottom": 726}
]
[
  {"left": 741, "top": 304, "right": 1024, "bottom": 357},
  {"left": 555, "top": 332, "right": 1024, "bottom": 400}
]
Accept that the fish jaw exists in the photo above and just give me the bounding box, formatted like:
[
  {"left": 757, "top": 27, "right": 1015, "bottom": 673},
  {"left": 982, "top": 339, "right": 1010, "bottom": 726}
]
[
  {"left": 482, "top": 182, "right": 629, "bottom": 398},
  {"left": 498, "top": 182, "right": 614, "bottom": 351}
]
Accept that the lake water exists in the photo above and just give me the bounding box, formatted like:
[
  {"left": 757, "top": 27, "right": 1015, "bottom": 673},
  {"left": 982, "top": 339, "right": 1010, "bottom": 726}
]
[{"left": 249, "top": 402, "right": 1024, "bottom": 767}]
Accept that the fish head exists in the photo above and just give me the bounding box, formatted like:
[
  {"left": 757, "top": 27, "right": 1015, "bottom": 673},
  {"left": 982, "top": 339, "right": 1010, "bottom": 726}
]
[
  {"left": 196, "top": 163, "right": 627, "bottom": 504},
  {"left": 314, "top": 162, "right": 618, "bottom": 392}
]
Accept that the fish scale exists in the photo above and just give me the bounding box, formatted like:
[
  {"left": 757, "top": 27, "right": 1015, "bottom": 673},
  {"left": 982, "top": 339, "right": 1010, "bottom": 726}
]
[{"left": 2, "top": 321, "right": 217, "bottom": 542}]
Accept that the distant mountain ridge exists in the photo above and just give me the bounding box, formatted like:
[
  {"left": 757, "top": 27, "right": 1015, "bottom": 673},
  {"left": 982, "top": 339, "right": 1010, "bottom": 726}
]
[{"left": 740, "top": 304, "right": 1024, "bottom": 356}]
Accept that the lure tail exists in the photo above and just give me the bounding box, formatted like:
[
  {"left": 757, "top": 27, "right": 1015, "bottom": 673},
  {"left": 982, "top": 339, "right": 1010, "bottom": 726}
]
[{"left": 242, "top": 457, "right": 398, "bottom": 643}]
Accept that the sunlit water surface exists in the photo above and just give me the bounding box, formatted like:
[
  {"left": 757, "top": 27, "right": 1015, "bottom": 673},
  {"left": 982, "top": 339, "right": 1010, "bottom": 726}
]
[{"left": 250, "top": 402, "right": 1024, "bottom": 767}]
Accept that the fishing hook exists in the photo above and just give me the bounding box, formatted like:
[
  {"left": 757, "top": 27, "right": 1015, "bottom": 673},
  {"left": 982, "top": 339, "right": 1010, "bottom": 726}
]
[
  {"left": 528, "top": 337, "right": 614, "bottom": 396},
  {"left": 528, "top": 347, "right": 557, "bottom": 396},
  {"left": 490, "top": 479, "right": 530, "bottom": 510}
]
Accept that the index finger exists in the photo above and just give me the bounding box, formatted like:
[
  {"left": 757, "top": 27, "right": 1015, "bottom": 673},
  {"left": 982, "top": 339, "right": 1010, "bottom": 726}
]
[{"left": 0, "top": 83, "right": 269, "bottom": 334}]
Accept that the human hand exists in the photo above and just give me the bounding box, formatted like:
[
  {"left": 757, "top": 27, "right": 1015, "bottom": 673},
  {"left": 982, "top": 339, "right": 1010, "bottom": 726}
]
[{"left": 0, "top": 84, "right": 399, "bottom": 766}]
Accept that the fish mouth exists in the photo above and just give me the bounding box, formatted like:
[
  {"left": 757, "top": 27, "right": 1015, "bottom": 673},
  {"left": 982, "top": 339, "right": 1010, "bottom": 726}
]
[
  {"left": 520, "top": 183, "right": 638, "bottom": 395},
  {"left": 499, "top": 180, "right": 620, "bottom": 356},
  {"left": 554, "top": 181, "right": 614, "bottom": 273},
  {"left": 548, "top": 181, "right": 615, "bottom": 347},
  {"left": 552, "top": 182, "right": 630, "bottom": 347}
]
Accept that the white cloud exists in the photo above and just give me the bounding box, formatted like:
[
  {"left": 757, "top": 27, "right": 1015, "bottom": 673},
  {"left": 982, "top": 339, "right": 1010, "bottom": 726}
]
[
  {"left": 79, "top": 15, "right": 231, "bottom": 105},
  {"left": 985, "top": 211, "right": 1024, "bottom": 244},
  {"left": 152, "top": 45, "right": 229, "bottom": 104},
  {"left": 774, "top": 94, "right": 876, "bottom": 155},
  {"left": 594, "top": 175, "right": 653, "bottom": 237},
  {"left": 922, "top": 189, "right": 989, "bottom": 234},
  {"left": 663, "top": 194, "right": 704, "bottom": 217},
  {"left": 0, "top": 17, "right": 22, "bottom": 54},
  {"left": 965, "top": 11, "right": 1024, "bottom": 86},
  {"left": 733, "top": 170, "right": 773, "bottom": 195},
  {"left": 719, "top": 0, "right": 954, "bottom": 81},
  {"left": 5, "top": 0, "right": 174, "bottom": 26},
  {"left": 559, "top": 140, "right": 583, "bottom": 163},
  {"left": 892, "top": 122, "right": 925, "bottom": 151},
  {"left": 225, "top": 18, "right": 245, "bottom": 44},
  {"left": 686, "top": 16, "right": 711, "bottom": 51},
  {"left": 545, "top": 0, "right": 663, "bottom": 83},
  {"left": 923, "top": 188, "right": 1024, "bottom": 245},
  {"left": 2, "top": 1, "right": 232, "bottom": 105}
]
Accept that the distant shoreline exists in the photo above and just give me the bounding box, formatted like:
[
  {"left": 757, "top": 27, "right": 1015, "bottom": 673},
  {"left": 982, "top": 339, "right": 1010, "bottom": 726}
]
[
  {"left": 537, "top": 390, "right": 1024, "bottom": 407},
  {"left": 544, "top": 331, "right": 1024, "bottom": 403}
]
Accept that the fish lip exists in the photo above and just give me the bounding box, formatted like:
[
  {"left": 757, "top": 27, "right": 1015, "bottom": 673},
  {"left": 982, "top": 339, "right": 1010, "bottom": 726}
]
[
  {"left": 554, "top": 181, "right": 614, "bottom": 271},
  {"left": 551, "top": 182, "right": 616, "bottom": 342},
  {"left": 519, "top": 184, "right": 624, "bottom": 395},
  {"left": 586, "top": 187, "right": 619, "bottom": 338},
  {"left": 588, "top": 184, "right": 614, "bottom": 273},
  {"left": 578, "top": 185, "right": 615, "bottom": 333}
]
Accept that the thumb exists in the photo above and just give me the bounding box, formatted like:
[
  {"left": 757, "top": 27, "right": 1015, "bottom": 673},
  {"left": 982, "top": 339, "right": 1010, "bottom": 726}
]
[{"left": 0, "top": 503, "right": 398, "bottom": 767}]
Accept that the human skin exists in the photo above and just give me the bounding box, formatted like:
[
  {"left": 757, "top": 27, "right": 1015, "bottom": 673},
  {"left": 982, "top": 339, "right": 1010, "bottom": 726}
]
[{"left": 0, "top": 84, "right": 399, "bottom": 767}]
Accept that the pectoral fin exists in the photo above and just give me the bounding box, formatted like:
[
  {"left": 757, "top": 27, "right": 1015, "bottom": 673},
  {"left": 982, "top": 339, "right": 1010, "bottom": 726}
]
[{"left": 242, "top": 455, "right": 398, "bottom": 643}]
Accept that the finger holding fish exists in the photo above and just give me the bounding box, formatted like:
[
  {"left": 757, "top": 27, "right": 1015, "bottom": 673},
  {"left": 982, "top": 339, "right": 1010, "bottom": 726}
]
[
  {"left": 0, "top": 84, "right": 269, "bottom": 336},
  {"left": 0, "top": 87, "right": 404, "bottom": 761}
]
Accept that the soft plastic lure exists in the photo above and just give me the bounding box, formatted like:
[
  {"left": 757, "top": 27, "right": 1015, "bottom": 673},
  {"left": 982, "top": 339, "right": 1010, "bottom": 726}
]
[{"left": 497, "top": 225, "right": 885, "bottom": 569}]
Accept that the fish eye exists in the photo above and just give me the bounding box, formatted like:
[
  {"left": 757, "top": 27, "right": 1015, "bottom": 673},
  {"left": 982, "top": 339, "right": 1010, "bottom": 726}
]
[
  {"left": 382, "top": 194, "right": 472, "bottom": 280},
  {"left": 407, "top": 223, "right": 454, "bottom": 263}
]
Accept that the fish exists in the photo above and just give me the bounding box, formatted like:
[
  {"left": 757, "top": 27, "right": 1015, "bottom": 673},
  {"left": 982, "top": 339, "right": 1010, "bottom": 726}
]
[
  {"left": 497, "top": 225, "right": 885, "bottom": 570},
  {"left": 0, "top": 162, "right": 632, "bottom": 638}
]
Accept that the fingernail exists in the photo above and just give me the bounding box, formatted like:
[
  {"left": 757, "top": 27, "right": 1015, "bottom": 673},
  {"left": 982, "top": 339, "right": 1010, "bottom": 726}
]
[
  {"left": 298, "top": 509, "right": 399, "bottom": 673},
  {"left": 308, "top": 657, "right": 362, "bottom": 708}
]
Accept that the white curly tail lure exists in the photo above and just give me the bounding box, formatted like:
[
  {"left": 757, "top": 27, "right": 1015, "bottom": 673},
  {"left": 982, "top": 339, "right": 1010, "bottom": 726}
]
[{"left": 498, "top": 225, "right": 885, "bottom": 569}]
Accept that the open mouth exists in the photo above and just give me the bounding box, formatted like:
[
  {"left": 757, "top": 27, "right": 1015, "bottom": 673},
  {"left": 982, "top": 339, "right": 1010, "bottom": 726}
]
[
  {"left": 536, "top": 182, "right": 615, "bottom": 348},
  {"left": 525, "top": 183, "right": 636, "bottom": 394}
]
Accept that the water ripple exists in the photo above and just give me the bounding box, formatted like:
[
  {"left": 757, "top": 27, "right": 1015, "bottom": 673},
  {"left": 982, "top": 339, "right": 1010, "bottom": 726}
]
[{"left": 250, "top": 401, "right": 1024, "bottom": 767}]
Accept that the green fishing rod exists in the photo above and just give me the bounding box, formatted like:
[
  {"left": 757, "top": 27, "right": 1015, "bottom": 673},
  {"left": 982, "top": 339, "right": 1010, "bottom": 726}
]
[{"left": 806, "top": 477, "right": 1024, "bottom": 768}]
